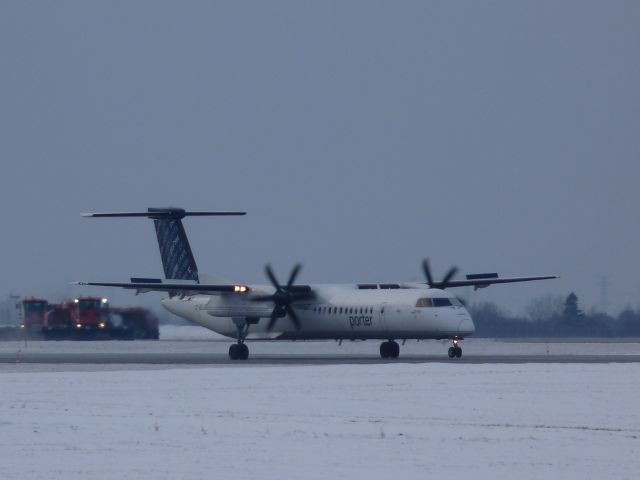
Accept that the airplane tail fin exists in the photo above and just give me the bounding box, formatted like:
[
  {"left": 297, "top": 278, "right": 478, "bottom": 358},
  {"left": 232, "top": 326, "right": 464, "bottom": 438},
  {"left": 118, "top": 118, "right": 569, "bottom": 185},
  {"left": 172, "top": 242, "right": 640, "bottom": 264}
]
[
  {"left": 149, "top": 208, "right": 200, "bottom": 282},
  {"left": 82, "top": 207, "right": 246, "bottom": 283}
]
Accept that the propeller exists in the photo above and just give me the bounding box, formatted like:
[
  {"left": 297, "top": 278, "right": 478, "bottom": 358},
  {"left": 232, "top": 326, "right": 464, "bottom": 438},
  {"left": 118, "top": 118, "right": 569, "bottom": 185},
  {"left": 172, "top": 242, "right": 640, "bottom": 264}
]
[
  {"left": 253, "top": 264, "right": 312, "bottom": 330},
  {"left": 422, "top": 258, "right": 459, "bottom": 289}
]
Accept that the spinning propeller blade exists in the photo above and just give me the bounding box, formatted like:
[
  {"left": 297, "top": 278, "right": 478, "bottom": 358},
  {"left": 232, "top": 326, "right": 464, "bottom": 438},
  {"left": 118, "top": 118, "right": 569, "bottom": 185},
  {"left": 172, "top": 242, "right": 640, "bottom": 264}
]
[
  {"left": 256, "top": 264, "right": 306, "bottom": 331},
  {"left": 422, "top": 258, "right": 459, "bottom": 289}
]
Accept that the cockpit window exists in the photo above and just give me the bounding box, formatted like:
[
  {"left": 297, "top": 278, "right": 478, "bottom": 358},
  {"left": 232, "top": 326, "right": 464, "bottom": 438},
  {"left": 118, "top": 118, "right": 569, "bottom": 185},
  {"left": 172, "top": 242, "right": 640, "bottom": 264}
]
[
  {"left": 432, "top": 298, "right": 452, "bottom": 307},
  {"left": 417, "top": 297, "right": 458, "bottom": 307},
  {"left": 415, "top": 298, "right": 433, "bottom": 307}
]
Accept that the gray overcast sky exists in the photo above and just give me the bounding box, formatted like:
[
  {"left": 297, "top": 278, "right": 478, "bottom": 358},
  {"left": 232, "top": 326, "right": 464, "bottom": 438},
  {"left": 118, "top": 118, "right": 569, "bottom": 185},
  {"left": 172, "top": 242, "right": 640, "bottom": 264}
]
[{"left": 1, "top": 1, "right": 639, "bottom": 315}]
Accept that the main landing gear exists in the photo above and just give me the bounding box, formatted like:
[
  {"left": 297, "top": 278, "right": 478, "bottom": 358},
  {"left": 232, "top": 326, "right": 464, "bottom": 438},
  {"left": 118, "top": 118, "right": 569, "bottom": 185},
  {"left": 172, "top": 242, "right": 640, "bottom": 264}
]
[
  {"left": 228, "top": 319, "right": 251, "bottom": 361},
  {"left": 447, "top": 338, "right": 463, "bottom": 359},
  {"left": 380, "top": 340, "right": 400, "bottom": 359}
]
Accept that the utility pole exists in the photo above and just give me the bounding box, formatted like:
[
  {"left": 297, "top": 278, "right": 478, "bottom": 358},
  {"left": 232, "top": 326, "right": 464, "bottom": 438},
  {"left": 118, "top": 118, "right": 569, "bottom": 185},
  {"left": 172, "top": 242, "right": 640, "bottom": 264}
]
[{"left": 598, "top": 276, "right": 609, "bottom": 314}]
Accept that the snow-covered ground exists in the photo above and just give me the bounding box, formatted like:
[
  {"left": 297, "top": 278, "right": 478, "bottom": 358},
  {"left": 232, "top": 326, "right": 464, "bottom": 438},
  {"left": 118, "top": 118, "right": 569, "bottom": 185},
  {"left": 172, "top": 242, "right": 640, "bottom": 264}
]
[
  {"left": 1, "top": 362, "right": 639, "bottom": 480},
  {"left": 160, "top": 324, "right": 228, "bottom": 341}
]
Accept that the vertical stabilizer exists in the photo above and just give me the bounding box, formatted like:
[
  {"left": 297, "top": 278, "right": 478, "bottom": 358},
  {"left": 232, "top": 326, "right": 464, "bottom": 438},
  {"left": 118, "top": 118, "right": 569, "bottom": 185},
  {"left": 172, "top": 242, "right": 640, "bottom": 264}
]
[
  {"left": 149, "top": 208, "right": 199, "bottom": 282},
  {"left": 81, "top": 207, "right": 246, "bottom": 283}
]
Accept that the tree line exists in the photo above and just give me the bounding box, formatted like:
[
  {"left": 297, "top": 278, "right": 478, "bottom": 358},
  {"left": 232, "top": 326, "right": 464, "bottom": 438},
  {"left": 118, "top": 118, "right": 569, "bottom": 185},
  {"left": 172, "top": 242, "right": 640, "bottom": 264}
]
[{"left": 470, "top": 292, "right": 640, "bottom": 337}]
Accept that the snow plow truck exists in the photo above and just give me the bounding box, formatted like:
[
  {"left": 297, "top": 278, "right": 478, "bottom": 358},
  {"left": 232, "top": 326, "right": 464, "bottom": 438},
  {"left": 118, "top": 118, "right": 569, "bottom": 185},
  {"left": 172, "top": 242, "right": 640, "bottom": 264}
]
[{"left": 29, "top": 296, "right": 159, "bottom": 340}]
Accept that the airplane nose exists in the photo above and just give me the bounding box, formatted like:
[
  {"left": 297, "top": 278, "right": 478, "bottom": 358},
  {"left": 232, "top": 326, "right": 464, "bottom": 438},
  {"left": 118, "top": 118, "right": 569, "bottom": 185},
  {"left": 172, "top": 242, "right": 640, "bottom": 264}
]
[{"left": 458, "top": 318, "right": 475, "bottom": 336}]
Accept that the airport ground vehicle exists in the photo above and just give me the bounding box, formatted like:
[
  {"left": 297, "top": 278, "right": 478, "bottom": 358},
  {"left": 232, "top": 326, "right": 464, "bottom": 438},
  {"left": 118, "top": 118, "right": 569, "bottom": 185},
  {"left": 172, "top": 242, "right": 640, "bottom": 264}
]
[
  {"left": 42, "top": 301, "right": 74, "bottom": 339},
  {"left": 19, "top": 297, "right": 48, "bottom": 338},
  {"left": 109, "top": 307, "right": 159, "bottom": 339},
  {"left": 43, "top": 296, "right": 110, "bottom": 339},
  {"left": 38, "top": 296, "right": 159, "bottom": 340}
]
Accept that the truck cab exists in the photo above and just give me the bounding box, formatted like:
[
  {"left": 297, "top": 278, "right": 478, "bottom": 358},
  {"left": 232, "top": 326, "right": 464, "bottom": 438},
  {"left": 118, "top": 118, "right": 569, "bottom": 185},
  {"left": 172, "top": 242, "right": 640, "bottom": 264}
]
[
  {"left": 71, "top": 296, "right": 110, "bottom": 337},
  {"left": 20, "top": 297, "right": 48, "bottom": 337}
]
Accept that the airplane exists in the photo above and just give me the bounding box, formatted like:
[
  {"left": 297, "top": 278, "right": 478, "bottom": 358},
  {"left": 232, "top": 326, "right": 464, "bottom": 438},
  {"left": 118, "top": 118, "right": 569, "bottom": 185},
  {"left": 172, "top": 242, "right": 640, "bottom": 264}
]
[{"left": 77, "top": 207, "right": 558, "bottom": 360}]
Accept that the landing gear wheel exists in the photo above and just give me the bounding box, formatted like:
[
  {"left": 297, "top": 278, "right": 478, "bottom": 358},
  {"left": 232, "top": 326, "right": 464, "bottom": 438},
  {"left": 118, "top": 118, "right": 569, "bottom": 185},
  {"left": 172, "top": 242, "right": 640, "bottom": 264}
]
[
  {"left": 380, "top": 341, "right": 400, "bottom": 359},
  {"left": 229, "top": 343, "right": 249, "bottom": 360},
  {"left": 448, "top": 344, "right": 463, "bottom": 359},
  {"left": 389, "top": 341, "right": 400, "bottom": 358},
  {"left": 229, "top": 344, "right": 239, "bottom": 360}
]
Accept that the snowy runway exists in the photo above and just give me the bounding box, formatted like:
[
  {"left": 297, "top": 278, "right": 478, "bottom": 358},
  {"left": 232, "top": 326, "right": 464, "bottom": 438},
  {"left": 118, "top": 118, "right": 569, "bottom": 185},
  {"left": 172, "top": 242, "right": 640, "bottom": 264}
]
[
  {"left": 1, "top": 363, "right": 639, "bottom": 480},
  {"left": 3, "top": 329, "right": 640, "bottom": 366}
]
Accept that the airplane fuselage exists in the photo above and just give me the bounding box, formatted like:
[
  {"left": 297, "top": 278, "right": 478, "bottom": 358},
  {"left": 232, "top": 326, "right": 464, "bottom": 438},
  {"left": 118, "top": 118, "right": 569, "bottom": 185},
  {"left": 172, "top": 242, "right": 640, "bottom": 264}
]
[{"left": 161, "top": 284, "right": 475, "bottom": 341}]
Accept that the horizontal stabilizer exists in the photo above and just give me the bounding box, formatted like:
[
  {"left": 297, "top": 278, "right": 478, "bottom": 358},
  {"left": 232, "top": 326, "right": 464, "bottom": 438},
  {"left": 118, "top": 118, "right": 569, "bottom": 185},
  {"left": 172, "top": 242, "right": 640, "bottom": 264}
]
[{"left": 82, "top": 207, "right": 246, "bottom": 219}]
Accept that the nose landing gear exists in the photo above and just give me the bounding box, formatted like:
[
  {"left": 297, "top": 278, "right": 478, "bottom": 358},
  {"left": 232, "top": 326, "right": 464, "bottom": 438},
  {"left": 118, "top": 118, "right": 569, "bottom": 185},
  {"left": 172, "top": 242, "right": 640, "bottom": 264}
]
[
  {"left": 380, "top": 340, "right": 400, "bottom": 359},
  {"left": 447, "top": 338, "right": 463, "bottom": 359},
  {"left": 229, "top": 342, "right": 249, "bottom": 360}
]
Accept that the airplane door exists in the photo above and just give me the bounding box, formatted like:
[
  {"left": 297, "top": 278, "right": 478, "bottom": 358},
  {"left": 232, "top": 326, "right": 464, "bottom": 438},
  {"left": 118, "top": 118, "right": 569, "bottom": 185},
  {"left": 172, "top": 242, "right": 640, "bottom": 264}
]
[{"left": 379, "top": 302, "right": 389, "bottom": 333}]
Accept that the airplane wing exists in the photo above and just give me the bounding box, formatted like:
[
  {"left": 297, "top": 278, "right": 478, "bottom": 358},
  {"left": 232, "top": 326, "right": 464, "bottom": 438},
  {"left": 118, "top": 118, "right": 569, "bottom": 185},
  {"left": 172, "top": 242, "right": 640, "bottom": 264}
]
[
  {"left": 76, "top": 281, "right": 250, "bottom": 294},
  {"left": 431, "top": 274, "right": 559, "bottom": 290}
]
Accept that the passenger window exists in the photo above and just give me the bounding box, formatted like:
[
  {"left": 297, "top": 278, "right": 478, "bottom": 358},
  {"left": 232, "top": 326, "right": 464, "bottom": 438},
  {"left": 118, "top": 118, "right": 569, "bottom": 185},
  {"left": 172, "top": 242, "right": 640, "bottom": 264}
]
[{"left": 415, "top": 298, "right": 433, "bottom": 308}]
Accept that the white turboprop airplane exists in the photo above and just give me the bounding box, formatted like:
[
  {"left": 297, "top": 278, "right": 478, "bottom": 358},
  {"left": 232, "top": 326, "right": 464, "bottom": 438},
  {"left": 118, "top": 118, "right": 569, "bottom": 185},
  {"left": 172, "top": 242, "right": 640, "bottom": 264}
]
[{"left": 78, "top": 208, "right": 558, "bottom": 360}]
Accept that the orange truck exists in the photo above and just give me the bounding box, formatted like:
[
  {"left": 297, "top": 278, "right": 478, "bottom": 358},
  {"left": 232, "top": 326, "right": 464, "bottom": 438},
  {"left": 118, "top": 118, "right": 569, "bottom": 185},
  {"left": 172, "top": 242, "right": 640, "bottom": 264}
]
[
  {"left": 42, "top": 296, "right": 110, "bottom": 339},
  {"left": 42, "top": 301, "right": 74, "bottom": 339},
  {"left": 20, "top": 297, "right": 48, "bottom": 338},
  {"left": 38, "top": 296, "right": 159, "bottom": 340}
]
